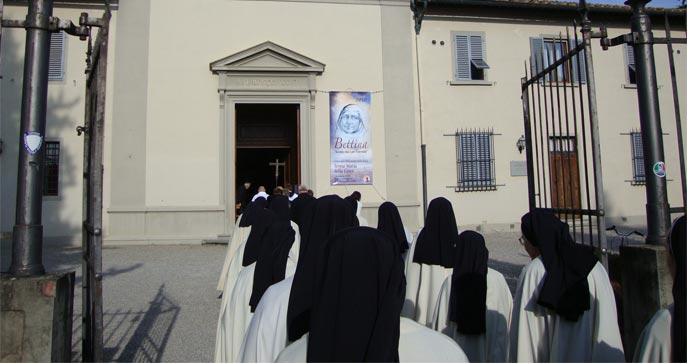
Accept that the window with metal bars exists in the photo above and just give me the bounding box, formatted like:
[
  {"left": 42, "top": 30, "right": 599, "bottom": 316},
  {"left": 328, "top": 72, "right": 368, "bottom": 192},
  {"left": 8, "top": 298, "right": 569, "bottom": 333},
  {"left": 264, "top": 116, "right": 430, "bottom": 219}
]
[
  {"left": 49, "top": 31, "right": 65, "bottom": 81},
  {"left": 453, "top": 32, "right": 489, "bottom": 81},
  {"left": 630, "top": 131, "right": 645, "bottom": 185},
  {"left": 529, "top": 36, "right": 586, "bottom": 84},
  {"left": 455, "top": 130, "right": 496, "bottom": 191},
  {"left": 43, "top": 141, "right": 60, "bottom": 196}
]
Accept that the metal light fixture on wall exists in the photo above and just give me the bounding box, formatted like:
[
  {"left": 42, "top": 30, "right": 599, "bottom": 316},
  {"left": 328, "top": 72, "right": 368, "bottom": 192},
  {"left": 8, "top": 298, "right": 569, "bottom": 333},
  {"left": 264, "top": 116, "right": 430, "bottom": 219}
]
[{"left": 516, "top": 135, "right": 526, "bottom": 154}]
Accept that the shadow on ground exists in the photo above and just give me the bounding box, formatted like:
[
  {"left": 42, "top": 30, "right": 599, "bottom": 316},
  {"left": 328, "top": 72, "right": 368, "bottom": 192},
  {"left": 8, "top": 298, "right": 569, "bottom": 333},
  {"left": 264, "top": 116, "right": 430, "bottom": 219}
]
[{"left": 93, "top": 284, "right": 181, "bottom": 362}]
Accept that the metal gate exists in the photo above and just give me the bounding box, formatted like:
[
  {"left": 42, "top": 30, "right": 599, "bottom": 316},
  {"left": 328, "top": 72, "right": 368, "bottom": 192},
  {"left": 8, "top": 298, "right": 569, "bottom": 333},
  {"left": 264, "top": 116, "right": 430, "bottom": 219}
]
[
  {"left": 80, "top": 8, "right": 110, "bottom": 362},
  {"left": 520, "top": 14, "right": 609, "bottom": 266}
]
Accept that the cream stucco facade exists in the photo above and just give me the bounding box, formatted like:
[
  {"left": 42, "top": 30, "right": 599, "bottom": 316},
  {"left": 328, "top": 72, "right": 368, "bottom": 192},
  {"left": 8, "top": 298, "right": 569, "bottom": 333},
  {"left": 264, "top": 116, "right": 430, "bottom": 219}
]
[
  {"left": 416, "top": 6, "right": 686, "bottom": 230},
  {"left": 0, "top": 0, "right": 684, "bottom": 245}
]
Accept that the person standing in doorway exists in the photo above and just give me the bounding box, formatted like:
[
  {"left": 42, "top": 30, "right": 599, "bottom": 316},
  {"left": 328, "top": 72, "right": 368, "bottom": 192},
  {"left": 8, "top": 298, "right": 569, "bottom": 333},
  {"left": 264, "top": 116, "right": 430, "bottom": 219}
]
[{"left": 236, "top": 181, "right": 254, "bottom": 215}]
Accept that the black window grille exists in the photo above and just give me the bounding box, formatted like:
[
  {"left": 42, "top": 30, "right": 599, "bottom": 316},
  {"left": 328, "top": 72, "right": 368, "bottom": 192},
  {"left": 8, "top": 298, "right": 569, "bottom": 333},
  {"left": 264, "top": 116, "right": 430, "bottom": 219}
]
[
  {"left": 455, "top": 129, "right": 496, "bottom": 191},
  {"left": 549, "top": 136, "right": 577, "bottom": 153},
  {"left": 630, "top": 131, "right": 645, "bottom": 185},
  {"left": 43, "top": 141, "right": 60, "bottom": 196}
]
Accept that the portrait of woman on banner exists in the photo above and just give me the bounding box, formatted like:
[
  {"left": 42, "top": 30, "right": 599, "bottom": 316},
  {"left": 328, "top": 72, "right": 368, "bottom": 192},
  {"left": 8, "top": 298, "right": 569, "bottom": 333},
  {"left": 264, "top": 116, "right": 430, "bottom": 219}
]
[{"left": 336, "top": 104, "right": 367, "bottom": 135}]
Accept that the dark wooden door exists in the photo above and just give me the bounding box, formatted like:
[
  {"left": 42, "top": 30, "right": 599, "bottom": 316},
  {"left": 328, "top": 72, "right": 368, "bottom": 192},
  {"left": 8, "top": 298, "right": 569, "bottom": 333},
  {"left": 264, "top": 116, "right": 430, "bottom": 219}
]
[
  {"left": 549, "top": 150, "right": 581, "bottom": 212},
  {"left": 235, "top": 104, "right": 300, "bottom": 197}
]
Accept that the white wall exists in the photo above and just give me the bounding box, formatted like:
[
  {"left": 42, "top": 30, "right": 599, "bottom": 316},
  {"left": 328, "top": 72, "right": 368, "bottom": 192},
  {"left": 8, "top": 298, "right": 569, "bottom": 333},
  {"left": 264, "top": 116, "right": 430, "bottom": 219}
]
[{"left": 142, "top": 0, "right": 390, "bottom": 207}]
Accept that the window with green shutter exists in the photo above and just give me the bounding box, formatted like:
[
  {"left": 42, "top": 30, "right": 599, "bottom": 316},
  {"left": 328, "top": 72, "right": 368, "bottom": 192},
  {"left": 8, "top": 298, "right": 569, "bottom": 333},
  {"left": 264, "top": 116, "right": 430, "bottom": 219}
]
[
  {"left": 453, "top": 32, "right": 489, "bottom": 81},
  {"left": 49, "top": 31, "right": 65, "bottom": 81},
  {"left": 625, "top": 45, "right": 636, "bottom": 85},
  {"left": 529, "top": 36, "right": 586, "bottom": 84}
]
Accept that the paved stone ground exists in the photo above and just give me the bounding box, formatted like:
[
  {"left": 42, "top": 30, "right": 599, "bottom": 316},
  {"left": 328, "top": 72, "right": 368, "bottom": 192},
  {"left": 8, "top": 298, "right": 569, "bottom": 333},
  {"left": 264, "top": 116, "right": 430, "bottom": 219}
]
[
  {"left": 1, "top": 242, "right": 225, "bottom": 362},
  {"left": 1, "top": 230, "right": 527, "bottom": 362}
]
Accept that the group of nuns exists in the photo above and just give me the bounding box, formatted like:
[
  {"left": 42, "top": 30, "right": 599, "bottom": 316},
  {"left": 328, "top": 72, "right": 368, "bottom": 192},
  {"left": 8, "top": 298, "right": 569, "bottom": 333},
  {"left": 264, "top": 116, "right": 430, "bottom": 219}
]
[{"left": 215, "top": 191, "right": 686, "bottom": 363}]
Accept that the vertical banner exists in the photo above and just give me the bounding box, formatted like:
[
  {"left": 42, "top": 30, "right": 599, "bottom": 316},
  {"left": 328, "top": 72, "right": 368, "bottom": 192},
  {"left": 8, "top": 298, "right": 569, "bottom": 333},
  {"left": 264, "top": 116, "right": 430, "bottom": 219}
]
[{"left": 330, "top": 92, "right": 373, "bottom": 185}]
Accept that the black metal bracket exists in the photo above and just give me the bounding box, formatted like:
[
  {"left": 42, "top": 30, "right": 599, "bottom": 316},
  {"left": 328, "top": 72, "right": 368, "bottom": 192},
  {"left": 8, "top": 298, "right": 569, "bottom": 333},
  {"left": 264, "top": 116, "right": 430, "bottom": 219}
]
[
  {"left": 600, "top": 25, "right": 687, "bottom": 51},
  {"left": 2, "top": 12, "right": 105, "bottom": 41},
  {"left": 600, "top": 28, "right": 633, "bottom": 50},
  {"left": 411, "top": 0, "right": 427, "bottom": 35},
  {"left": 76, "top": 125, "right": 89, "bottom": 136}
]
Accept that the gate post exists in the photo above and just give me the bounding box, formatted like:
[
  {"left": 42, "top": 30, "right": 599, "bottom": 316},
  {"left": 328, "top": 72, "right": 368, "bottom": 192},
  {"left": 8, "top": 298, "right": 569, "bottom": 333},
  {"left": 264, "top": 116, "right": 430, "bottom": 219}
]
[
  {"left": 580, "top": 4, "right": 609, "bottom": 266},
  {"left": 521, "top": 77, "right": 536, "bottom": 211},
  {"left": 626, "top": 0, "right": 671, "bottom": 246},
  {"left": 9, "top": 0, "right": 53, "bottom": 276}
]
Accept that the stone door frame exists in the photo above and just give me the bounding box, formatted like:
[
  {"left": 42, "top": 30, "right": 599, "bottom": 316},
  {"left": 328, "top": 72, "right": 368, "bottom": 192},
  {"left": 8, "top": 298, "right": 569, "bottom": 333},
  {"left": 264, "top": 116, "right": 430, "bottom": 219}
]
[{"left": 210, "top": 42, "right": 324, "bottom": 232}]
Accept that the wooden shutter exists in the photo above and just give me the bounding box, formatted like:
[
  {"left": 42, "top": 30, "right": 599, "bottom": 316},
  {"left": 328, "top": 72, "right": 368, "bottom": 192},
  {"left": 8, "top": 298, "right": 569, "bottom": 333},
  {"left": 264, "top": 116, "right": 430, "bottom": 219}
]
[
  {"left": 625, "top": 45, "right": 636, "bottom": 84},
  {"left": 470, "top": 35, "right": 488, "bottom": 67},
  {"left": 530, "top": 37, "right": 544, "bottom": 77},
  {"left": 476, "top": 133, "right": 492, "bottom": 185},
  {"left": 460, "top": 134, "right": 477, "bottom": 185},
  {"left": 570, "top": 39, "right": 587, "bottom": 84},
  {"left": 625, "top": 44, "right": 635, "bottom": 70},
  {"left": 454, "top": 34, "right": 470, "bottom": 81},
  {"left": 49, "top": 31, "right": 65, "bottom": 81}
]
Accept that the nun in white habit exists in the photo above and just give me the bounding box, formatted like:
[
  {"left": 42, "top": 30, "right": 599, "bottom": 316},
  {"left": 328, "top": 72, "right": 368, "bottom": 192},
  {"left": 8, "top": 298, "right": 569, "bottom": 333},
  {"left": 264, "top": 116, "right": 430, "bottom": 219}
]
[
  {"left": 402, "top": 197, "right": 457, "bottom": 326},
  {"left": 238, "top": 195, "right": 357, "bottom": 363},
  {"left": 215, "top": 196, "right": 300, "bottom": 363},
  {"left": 432, "top": 230, "right": 513, "bottom": 362},
  {"left": 508, "top": 209, "right": 624, "bottom": 362},
  {"left": 216, "top": 198, "right": 265, "bottom": 293},
  {"left": 275, "top": 226, "right": 468, "bottom": 363},
  {"left": 634, "top": 215, "right": 685, "bottom": 363}
]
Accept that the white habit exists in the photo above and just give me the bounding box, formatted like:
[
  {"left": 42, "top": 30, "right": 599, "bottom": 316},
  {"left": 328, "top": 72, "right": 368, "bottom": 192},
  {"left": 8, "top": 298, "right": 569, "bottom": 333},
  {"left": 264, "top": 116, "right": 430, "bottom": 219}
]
[
  {"left": 238, "top": 276, "right": 295, "bottom": 363},
  {"left": 356, "top": 200, "right": 369, "bottom": 227},
  {"left": 275, "top": 317, "right": 469, "bottom": 362},
  {"left": 508, "top": 257, "right": 625, "bottom": 362},
  {"left": 402, "top": 228, "right": 453, "bottom": 326},
  {"left": 215, "top": 263, "right": 256, "bottom": 363},
  {"left": 404, "top": 227, "right": 414, "bottom": 248},
  {"left": 432, "top": 268, "right": 513, "bottom": 362},
  {"left": 633, "top": 305, "right": 673, "bottom": 363},
  {"left": 216, "top": 214, "right": 252, "bottom": 292},
  {"left": 215, "top": 222, "right": 300, "bottom": 363}
]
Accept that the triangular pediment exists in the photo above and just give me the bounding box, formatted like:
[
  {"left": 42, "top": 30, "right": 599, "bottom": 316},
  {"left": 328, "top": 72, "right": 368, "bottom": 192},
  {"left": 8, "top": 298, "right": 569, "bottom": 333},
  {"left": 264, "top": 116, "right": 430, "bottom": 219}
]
[{"left": 210, "top": 41, "right": 325, "bottom": 74}]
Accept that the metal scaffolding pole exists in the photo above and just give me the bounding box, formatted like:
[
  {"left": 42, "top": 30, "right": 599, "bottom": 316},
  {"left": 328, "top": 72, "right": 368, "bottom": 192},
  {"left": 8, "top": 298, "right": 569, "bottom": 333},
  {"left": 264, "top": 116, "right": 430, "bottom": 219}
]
[
  {"left": 9, "top": 0, "right": 53, "bottom": 276},
  {"left": 627, "top": 0, "right": 671, "bottom": 246}
]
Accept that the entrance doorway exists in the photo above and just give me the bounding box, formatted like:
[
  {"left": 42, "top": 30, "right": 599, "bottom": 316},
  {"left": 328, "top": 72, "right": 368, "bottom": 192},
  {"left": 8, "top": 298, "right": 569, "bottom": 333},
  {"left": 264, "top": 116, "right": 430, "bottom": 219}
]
[{"left": 235, "top": 104, "right": 300, "bottom": 208}]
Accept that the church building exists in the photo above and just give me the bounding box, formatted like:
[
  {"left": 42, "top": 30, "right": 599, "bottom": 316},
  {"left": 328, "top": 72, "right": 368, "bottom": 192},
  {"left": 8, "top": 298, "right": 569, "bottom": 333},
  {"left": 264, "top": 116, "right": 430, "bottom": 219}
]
[{"left": 1, "top": 0, "right": 685, "bottom": 245}]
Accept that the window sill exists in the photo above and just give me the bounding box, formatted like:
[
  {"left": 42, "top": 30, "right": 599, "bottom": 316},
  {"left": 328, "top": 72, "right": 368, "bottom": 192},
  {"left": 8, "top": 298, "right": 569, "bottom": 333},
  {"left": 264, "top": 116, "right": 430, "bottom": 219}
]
[
  {"left": 43, "top": 195, "right": 62, "bottom": 202},
  {"left": 623, "top": 84, "right": 663, "bottom": 90},
  {"left": 538, "top": 82, "right": 582, "bottom": 88},
  {"left": 449, "top": 80, "right": 495, "bottom": 86},
  {"left": 447, "top": 184, "right": 503, "bottom": 192}
]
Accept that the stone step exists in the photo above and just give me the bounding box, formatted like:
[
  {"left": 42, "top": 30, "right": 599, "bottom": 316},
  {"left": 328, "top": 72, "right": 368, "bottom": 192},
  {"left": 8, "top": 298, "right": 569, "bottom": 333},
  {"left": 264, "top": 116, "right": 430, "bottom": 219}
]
[{"left": 202, "top": 237, "right": 230, "bottom": 245}]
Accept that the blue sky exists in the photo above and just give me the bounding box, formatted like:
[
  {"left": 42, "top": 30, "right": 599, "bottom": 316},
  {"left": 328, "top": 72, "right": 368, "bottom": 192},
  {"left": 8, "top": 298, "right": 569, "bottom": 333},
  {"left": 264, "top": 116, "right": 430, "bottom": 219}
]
[{"left": 555, "top": 0, "right": 683, "bottom": 7}]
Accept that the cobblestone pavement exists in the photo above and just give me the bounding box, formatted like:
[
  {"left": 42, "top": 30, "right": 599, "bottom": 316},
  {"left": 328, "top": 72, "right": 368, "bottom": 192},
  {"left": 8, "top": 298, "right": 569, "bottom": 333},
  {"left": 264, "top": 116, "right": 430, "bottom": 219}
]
[{"left": 1, "top": 230, "right": 529, "bottom": 362}]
